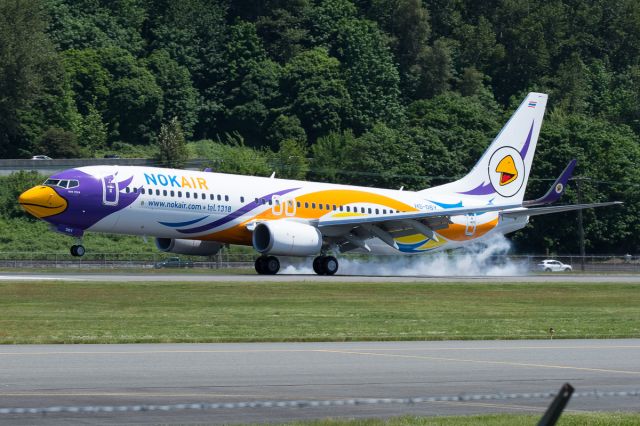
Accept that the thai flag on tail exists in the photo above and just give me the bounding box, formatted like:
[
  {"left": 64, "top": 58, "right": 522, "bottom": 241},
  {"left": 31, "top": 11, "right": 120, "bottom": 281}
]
[{"left": 528, "top": 101, "right": 537, "bottom": 108}]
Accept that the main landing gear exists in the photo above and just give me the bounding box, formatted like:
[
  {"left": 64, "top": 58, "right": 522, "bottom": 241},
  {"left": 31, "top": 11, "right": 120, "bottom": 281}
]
[
  {"left": 313, "top": 255, "right": 338, "bottom": 276},
  {"left": 254, "top": 255, "right": 339, "bottom": 275},
  {"left": 255, "top": 256, "right": 280, "bottom": 275}
]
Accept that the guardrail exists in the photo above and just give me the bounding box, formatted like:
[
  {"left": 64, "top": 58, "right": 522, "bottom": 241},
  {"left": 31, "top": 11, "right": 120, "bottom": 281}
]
[{"left": 0, "top": 252, "right": 638, "bottom": 272}]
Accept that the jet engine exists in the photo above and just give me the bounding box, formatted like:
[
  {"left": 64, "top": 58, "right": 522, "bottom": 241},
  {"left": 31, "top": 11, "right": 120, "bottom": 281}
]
[
  {"left": 252, "top": 220, "right": 322, "bottom": 256},
  {"left": 155, "top": 238, "right": 222, "bottom": 256}
]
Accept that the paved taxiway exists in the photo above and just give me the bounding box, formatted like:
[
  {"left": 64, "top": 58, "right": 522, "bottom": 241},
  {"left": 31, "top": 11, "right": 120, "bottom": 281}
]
[
  {"left": 1, "top": 340, "right": 639, "bottom": 425},
  {"left": 2, "top": 271, "right": 640, "bottom": 283}
]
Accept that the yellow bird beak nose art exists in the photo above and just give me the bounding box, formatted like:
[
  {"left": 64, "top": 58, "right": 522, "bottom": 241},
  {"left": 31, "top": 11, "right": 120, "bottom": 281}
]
[{"left": 495, "top": 155, "right": 518, "bottom": 186}]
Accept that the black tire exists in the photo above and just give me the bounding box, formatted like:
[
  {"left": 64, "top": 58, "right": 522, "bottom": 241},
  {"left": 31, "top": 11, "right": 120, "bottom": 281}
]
[
  {"left": 265, "top": 256, "right": 280, "bottom": 275},
  {"left": 70, "top": 245, "right": 77, "bottom": 256},
  {"left": 254, "top": 257, "right": 267, "bottom": 274},
  {"left": 313, "top": 256, "right": 324, "bottom": 275},
  {"left": 322, "top": 256, "right": 338, "bottom": 276},
  {"left": 544, "top": 267, "right": 551, "bottom": 272},
  {"left": 75, "top": 245, "right": 85, "bottom": 257}
]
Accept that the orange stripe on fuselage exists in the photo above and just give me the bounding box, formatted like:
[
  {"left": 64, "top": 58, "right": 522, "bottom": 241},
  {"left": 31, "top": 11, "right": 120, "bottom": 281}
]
[
  {"left": 197, "top": 189, "right": 418, "bottom": 246},
  {"left": 437, "top": 218, "right": 499, "bottom": 241}
]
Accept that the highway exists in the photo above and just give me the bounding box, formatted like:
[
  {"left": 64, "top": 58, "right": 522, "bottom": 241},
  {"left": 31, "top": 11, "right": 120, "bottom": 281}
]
[{"left": 1, "top": 340, "right": 639, "bottom": 425}]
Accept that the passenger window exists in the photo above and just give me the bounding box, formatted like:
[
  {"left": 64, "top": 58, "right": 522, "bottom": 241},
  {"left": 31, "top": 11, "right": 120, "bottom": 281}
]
[
  {"left": 268, "top": 199, "right": 272, "bottom": 205},
  {"left": 178, "top": 191, "right": 182, "bottom": 197},
  {"left": 255, "top": 198, "right": 259, "bottom": 203},
  {"left": 171, "top": 190, "right": 175, "bottom": 197},
  {"left": 312, "top": 203, "right": 316, "bottom": 209},
  {"left": 383, "top": 209, "right": 387, "bottom": 214},
  {"left": 339, "top": 206, "right": 343, "bottom": 211},
  {"left": 326, "top": 204, "right": 330, "bottom": 210},
  {"left": 319, "top": 204, "right": 323, "bottom": 210},
  {"left": 375, "top": 209, "right": 379, "bottom": 214},
  {"left": 217, "top": 195, "right": 222, "bottom": 201},
  {"left": 155, "top": 189, "right": 159, "bottom": 196},
  {"left": 201, "top": 193, "right": 206, "bottom": 200},
  {"left": 125, "top": 187, "right": 130, "bottom": 193},
  {"left": 133, "top": 188, "right": 138, "bottom": 193},
  {"left": 333, "top": 205, "right": 337, "bottom": 211},
  {"left": 225, "top": 195, "right": 229, "bottom": 201},
  {"left": 361, "top": 207, "right": 365, "bottom": 213},
  {"left": 241, "top": 196, "right": 245, "bottom": 203},
  {"left": 163, "top": 190, "right": 167, "bottom": 196},
  {"left": 305, "top": 202, "right": 309, "bottom": 208},
  {"left": 297, "top": 201, "right": 301, "bottom": 208},
  {"left": 368, "top": 208, "right": 372, "bottom": 214},
  {"left": 186, "top": 192, "right": 190, "bottom": 198},
  {"left": 346, "top": 206, "right": 350, "bottom": 212},
  {"left": 140, "top": 188, "right": 145, "bottom": 195}
]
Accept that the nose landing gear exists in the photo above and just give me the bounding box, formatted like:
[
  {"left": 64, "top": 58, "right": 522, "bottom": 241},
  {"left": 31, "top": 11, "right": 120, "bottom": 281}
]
[{"left": 70, "top": 244, "right": 86, "bottom": 257}]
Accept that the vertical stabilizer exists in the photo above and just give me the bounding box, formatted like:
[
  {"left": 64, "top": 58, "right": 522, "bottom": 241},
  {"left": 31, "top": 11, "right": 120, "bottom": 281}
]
[{"left": 424, "top": 92, "right": 548, "bottom": 204}]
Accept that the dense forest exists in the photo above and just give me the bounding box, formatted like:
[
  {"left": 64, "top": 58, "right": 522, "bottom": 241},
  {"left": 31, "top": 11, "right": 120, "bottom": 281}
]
[{"left": 0, "top": 0, "right": 639, "bottom": 255}]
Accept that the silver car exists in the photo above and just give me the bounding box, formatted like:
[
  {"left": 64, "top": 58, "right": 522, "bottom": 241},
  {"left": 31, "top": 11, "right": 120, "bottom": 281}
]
[{"left": 537, "top": 259, "right": 572, "bottom": 272}]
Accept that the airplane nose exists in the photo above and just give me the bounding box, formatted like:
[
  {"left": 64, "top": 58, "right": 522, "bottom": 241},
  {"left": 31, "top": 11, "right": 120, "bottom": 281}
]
[{"left": 18, "top": 186, "right": 68, "bottom": 218}]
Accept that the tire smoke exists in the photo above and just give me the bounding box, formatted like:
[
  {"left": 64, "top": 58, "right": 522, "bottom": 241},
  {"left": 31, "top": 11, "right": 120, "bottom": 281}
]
[{"left": 280, "top": 235, "right": 527, "bottom": 276}]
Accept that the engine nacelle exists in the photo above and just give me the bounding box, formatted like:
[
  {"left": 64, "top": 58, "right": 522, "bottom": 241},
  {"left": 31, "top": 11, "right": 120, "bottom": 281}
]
[
  {"left": 155, "top": 238, "right": 222, "bottom": 256},
  {"left": 252, "top": 221, "right": 322, "bottom": 256}
]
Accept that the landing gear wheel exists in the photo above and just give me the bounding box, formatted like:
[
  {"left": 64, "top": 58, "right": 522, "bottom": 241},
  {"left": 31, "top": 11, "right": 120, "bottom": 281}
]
[
  {"left": 70, "top": 245, "right": 85, "bottom": 257},
  {"left": 255, "top": 256, "right": 280, "bottom": 275},
  {"left": 312, "top": 255, "right": 339, "bottom": 275},
  {"left": 313, "top": 256, "right": 323, "bottom": 274},
  {"left": 265, "top": 256, "right": 280, "bottom": 275},
  {"left": 322, "top": 256, "right": 338, "bottom": 276},
  {"left": 255, "top": 257, "right": 267, "bottom": 274}
]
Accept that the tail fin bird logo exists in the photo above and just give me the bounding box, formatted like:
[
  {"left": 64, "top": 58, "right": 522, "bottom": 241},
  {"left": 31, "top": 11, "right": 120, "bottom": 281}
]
[{"left": 496, "top": 155, "right": 518, "bottom": 186}]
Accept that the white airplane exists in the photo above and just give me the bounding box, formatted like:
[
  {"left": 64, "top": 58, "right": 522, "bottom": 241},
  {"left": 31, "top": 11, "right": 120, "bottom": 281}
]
[{"left": 19, "top": 93, "right": 619, "bottom": 275}]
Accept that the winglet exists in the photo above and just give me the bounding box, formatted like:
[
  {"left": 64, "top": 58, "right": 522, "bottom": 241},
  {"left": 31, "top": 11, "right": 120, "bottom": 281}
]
[{"left": 523, "top": 159, "right": 577, "bottom": 207}]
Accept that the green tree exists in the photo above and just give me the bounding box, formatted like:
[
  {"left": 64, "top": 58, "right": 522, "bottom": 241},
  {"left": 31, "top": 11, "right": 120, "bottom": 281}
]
[
  {"left": 188, "top": 135, "right": 272, "bottom": 176},
  {"left": 0, "top": 0, "right": 74, "bottom": 158},
  {"left": 310, "top": 130, "right": 356, "bottom": 183},
  {"left": 36, "top": 127, "right": 85, "bottom": 158},
  {"left": 272, "top": 138, "right": 309, "bottom": 180},
  {"left": 156, "top": 117, "right": 188, "bottom": 169},
  {"left": 334, "top": 18, "right": 405, "bottom": 132},
  {"left": 283, "top": 48, "right": 351, "bottom": 141},
  {"left": 145, "top": 49, "right": 199, "bottom": 138},
  {"left": 0, "top": 171, "right": 46, "bottom": 220},
  {"left": 343, "top": 123, "right": 425, "bottom": 189},
  {"left": 267, "top": 114, "right": 307, "bottom": 148},
  {"left": 78, "top": 103, "right": 107, "bottom": 154}
]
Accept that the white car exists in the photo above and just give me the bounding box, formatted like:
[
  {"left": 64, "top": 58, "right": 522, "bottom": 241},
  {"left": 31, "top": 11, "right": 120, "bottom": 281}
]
[
  {"left": 537, "top": 259, "right": 572, "bottom": 272},
  {"left": 31, "top": 155, "right": 52, "bottom": 160}
]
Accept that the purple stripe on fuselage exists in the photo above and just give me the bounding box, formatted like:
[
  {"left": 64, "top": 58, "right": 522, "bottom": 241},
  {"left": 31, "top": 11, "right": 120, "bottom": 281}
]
[{"left": 176, "top": 187, "right": 299, "bottom": 234}]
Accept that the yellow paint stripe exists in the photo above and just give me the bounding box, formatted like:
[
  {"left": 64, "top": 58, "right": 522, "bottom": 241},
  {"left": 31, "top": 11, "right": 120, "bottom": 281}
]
[{"left": 314, "top": 349, "right": 640, "bottom": 376}]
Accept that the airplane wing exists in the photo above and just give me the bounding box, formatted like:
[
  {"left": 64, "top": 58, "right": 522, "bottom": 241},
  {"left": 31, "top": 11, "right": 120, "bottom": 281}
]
[
  {"left": 317, "top": 203, "right": 521, "bottom": 252},
  {"left": 501, "top": 201, "right": 623, "bottom": 218},
  {"left": 317, "top": 200, "right": 622, "bottom": 253}
]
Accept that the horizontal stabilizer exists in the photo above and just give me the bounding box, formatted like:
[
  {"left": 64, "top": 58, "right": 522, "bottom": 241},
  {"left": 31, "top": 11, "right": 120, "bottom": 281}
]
[
  {"left": 501, "top": 201, "right": 623, "bottom": 218},
  {"left": 523, "top": 159, "right": 576, "bottom": 206}
]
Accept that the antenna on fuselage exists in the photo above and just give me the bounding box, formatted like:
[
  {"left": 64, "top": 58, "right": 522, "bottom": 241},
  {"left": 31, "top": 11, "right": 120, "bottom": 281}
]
[{"left": 270, "top": 172, "right": 276, "bottom": 179}]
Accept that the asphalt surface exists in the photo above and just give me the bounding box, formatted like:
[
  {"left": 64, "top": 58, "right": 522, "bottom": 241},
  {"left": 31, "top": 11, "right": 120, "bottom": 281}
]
[
  {"left": 2, "top": 271, "right": 640, "bottom": 283},
  {"left": 0, "top": 340, "right": 639, "bottom": 425}
]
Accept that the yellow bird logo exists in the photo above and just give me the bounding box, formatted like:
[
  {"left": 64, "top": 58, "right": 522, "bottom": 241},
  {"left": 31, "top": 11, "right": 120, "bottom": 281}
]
[{"left": 495, "top": 155, "right": 518, "bottom": 186}]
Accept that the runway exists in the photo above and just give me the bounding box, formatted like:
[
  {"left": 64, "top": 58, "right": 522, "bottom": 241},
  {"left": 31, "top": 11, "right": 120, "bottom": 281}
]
[
  {"left": 1, "top": 271, "right": 640, "bottom": 283},
  {"left": 1, "top": 340, "right": 639, "bottom": 425}
]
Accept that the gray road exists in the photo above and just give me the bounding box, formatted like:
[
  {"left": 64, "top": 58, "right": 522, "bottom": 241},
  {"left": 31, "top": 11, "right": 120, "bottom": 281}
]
[
  {"left": 1, "top": 340, "right": 639, "bottom": 425},
  {"left": 2, "top": 271, "right": 640, "bottom": 283}
]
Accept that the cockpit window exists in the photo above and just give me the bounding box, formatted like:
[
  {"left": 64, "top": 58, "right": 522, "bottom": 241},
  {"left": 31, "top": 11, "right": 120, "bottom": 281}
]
[{"left": 44, "top": 179, "right": 79, "bottom": 189}]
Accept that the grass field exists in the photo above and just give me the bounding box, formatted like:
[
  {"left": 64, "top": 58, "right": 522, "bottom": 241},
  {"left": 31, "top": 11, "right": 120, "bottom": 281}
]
[
  {"left": 1, "top": 280, "right": 639, "bottom": 344},
  {"left": 272, "top": 413, "right": 640, "bottom": 425}
]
